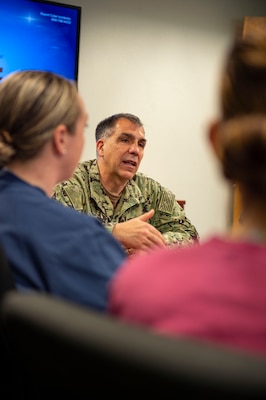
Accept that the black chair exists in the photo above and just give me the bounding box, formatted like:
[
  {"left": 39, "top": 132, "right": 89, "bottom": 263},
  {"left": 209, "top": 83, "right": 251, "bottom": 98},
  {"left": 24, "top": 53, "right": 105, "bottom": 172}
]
[
  {"left": 0, "top": 243, "right": 15, "bottom": 298},
  {"left": 1, "top": 290, "right": 266, "bottom": 398},
  {"left": 0, "top": 244, "right": 21, "bottom": 399}
]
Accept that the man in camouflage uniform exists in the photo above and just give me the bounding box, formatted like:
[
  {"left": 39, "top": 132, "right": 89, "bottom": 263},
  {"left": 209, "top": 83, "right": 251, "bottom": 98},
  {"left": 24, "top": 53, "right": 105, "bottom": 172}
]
[{"left": 53, "top": 113, "right": 199, "bottom": 254}]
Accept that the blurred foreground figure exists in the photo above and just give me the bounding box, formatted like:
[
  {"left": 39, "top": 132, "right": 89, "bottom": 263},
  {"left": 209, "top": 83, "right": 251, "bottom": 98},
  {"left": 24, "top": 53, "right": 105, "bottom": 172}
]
[
  {"left": 0, "top": 70, "right": 126, "bottom": 311},
  {"left": 108, "top": 35, "right": 266, "bottom": 355}
]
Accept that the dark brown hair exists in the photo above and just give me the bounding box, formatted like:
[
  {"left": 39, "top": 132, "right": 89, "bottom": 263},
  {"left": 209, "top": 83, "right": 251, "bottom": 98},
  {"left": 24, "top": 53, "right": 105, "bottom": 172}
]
[
  {"left": 95, "top": 113, "right": 144, "bottom": 142},
  {"left": 221, "top": 35, "right": 266, "bottom": 121},
  {"left": 220, "top": 114, "right": 266, "bottom": 202}
]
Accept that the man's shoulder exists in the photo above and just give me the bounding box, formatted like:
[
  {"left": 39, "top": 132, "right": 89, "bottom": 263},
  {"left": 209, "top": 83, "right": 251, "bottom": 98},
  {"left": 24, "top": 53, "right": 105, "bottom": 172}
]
[
  {"left": 68, "top": 159, "right": 99, "bottom": 183},
  {"left": 75, "top": 159, "right": 97, "bottom": 174},
  {"left": 133, "top": 172, "right": 171, "bottom": 193},
  {"left": 133, "top": 172, "right": 158, "bottom": 186},
  {"left": 53, "top": 160, "right": 97, "bottom": 198},
  {"left": 132, "top": 172, "right": 176, "bottom": 208}
]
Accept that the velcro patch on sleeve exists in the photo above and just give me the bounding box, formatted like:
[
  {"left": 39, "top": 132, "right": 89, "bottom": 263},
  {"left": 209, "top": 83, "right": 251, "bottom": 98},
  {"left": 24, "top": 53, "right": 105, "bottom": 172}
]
[
  {"left": 158, "top": 191, "right": 175, "bottom": 214},
  {"left": 64, "top": 186, "right": 83, "bottom": 211}
]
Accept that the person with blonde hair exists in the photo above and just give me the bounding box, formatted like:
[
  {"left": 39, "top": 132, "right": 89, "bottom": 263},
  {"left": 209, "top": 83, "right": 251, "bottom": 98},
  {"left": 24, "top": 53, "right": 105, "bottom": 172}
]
[
  {"left": 108, "top": 34, "right": 266, "bottom": 355},
  {"left": 0, "top": 70, "right": 126, "bottom": 311}
]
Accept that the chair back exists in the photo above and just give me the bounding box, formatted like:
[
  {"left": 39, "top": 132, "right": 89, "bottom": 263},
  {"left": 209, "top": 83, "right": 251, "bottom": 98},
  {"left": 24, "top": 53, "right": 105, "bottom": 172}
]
[
  {"left": 0, "top": 244, "right": 15, "bottom": 297},
  {"left": 0, "top": 244, "right": 21, "bottom": 399},
  {"left": 1, "top": 290, "right": 266, "bottom": 398}
]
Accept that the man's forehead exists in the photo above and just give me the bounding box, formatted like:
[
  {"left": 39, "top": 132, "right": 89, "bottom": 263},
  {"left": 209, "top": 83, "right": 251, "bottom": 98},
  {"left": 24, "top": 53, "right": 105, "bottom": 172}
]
[{"left": 114, "top": 118, "right": 145, "bottom": 137}]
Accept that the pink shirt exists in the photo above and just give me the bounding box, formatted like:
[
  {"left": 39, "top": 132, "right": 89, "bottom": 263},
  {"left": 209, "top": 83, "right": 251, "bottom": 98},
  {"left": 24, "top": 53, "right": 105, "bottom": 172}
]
[{"left": 108, "top": 237, "right": 266, "bottom": 356}]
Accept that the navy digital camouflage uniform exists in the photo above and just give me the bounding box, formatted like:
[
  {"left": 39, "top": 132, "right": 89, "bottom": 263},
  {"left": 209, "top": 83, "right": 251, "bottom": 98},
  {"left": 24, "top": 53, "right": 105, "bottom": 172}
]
[{"left": 52, "top": 159, "right": 199, "bottom": 247}]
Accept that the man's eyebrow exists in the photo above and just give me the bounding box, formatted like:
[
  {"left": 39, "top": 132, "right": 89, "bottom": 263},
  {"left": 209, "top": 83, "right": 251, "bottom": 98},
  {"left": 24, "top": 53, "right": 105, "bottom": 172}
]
[{"left": 120, "top": 132, "right": 147, "bottom": 143}]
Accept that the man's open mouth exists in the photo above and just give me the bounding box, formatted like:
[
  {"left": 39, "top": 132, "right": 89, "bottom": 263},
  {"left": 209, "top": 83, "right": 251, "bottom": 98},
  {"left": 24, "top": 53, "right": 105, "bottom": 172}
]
[{"left": 123, "top": 160, "right": 137, "bottom": 167}]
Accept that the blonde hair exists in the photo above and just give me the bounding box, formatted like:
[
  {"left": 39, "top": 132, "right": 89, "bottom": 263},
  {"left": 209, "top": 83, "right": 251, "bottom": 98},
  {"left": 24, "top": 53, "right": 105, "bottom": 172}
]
[{"left": 0, "top": 70, "right": 81, "bottom": 167}]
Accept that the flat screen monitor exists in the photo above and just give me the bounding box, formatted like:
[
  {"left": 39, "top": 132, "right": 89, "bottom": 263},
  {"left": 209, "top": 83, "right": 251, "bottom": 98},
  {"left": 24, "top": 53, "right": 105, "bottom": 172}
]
[{"left": 0, "top": 0, "right": 81, "bottom": 83}]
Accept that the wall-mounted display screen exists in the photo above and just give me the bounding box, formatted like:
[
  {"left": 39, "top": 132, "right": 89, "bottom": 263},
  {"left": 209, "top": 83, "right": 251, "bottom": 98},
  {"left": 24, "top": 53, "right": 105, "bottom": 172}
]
[{"left": 0, "top": 0, "right": 81, "bottom": 82}]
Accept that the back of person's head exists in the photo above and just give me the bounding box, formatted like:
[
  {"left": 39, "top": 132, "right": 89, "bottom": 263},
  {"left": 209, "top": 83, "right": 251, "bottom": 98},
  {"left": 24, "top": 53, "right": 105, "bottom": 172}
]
[
  {"left": 95, "top": 113, "right": 144, "bottom": 141},
  {"left": 219, "top": 114, "right": 266, "bottom": 208},
  {"left": 0, "top": 70, "right": 81, "bottom": 168},
  {"left": 221, "top": 34, "right": 266, "bottom": 120}
]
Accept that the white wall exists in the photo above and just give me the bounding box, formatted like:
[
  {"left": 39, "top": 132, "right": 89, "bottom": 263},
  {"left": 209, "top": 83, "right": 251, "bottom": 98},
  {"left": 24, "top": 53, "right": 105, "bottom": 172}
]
[{"left": 58, "top": 0, "right": 265, "bottom": 240}]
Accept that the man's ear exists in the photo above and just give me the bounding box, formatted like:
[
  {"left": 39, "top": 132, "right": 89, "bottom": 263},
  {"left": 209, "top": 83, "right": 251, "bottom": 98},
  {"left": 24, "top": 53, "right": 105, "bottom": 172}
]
[
  {"left": 208, "top": 120, "right": 223, "bottom": 160},
  {"left": 96, "top": 139, "right": 104, "bottom": 157},
  {"left": 53, "top": 124, "right": 68, "bottom": 155}
]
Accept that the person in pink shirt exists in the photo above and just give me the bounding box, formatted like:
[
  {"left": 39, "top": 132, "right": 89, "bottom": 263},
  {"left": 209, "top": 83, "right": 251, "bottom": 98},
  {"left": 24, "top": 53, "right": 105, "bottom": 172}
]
[{"left": 108, "top": 34, "right": 266, "bottom": 356}]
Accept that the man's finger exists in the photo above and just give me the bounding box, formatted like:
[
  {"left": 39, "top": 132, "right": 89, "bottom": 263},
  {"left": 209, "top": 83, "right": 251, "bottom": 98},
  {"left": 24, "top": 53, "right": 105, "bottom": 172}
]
[{"left": 138, "top": 209, "right": 155, "bottom": 222}]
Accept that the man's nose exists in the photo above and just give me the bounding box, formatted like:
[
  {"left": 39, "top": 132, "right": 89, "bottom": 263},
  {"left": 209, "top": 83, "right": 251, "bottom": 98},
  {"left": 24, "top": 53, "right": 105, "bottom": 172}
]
[{"left": 129, "top": 142, "right": 140, "bottom": 154}]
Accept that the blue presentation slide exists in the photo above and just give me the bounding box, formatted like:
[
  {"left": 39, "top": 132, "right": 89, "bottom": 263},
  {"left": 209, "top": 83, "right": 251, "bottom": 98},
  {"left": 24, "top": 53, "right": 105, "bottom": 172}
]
[{"left": 0, "top": 0, "right": 80, "bottom": 81}]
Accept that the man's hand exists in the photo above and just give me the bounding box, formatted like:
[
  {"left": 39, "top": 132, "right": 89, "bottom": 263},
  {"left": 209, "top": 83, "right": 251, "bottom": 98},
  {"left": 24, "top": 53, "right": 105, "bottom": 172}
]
[{"left": 112, "top": 209, "right": 166, "bottom": 254}]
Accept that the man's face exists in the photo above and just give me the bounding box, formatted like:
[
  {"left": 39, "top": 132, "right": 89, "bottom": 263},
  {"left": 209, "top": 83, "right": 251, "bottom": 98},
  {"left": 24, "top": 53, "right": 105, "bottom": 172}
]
[{"left": 97, "top": 117, "right": 146, "bottom": 182}]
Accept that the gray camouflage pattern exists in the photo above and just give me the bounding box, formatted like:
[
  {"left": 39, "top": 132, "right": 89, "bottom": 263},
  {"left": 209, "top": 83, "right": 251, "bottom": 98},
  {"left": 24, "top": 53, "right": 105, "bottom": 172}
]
[{"left": 52, "top": 160, "right": 199, "bottom": 247}]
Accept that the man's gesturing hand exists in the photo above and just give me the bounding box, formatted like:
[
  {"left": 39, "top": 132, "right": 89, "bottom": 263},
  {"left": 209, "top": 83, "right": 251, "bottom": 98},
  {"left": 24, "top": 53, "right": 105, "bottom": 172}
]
[{"left": 112, "top": 209, "right": 166, "bottom": 254}]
